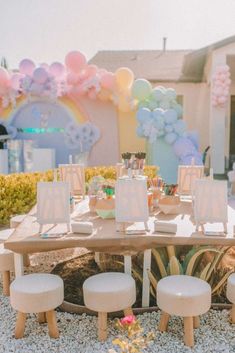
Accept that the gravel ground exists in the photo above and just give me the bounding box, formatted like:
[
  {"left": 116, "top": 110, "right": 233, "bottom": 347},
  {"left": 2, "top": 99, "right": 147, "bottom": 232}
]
[
  {"left": 0, "top": 293, "right": 235, "bottom": 353},
  {"left": 1, "top": 250, "right": 235, "bottom": 352}
]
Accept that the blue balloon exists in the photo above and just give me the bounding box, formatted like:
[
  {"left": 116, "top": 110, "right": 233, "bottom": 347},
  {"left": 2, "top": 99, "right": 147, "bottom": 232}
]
[
  {"left": 165, "top": 132, "right": 177, "bottom": 144},
  {"left": 173, "top": 120, "right": 186, "bottom": 135},
  {"left": 148, "top": 99, "right": 159, "bottom": 110},
  {"left": 171, "top": 102, "right": 183, "bottom": 118},
  {"left": 151, "top": 87, "right": 165, "bottom": 102},
  {"left": 165, "top": 88, "right": 177, "bottom": 100},
  {"left": 159, "top": 99, "right": 170, "bottom": 110},
  {"left": 165, "top": 124, "right": 174, "bottom": 133},
  {"left": 156, "top": 129, "right": 165, "bottom": 137},
  {"left": 152, "top": 108, "right": 164, "bottom": 119},
  {"left": 136, "top": 107, "right": 152, "bottom": 123},
  {"left": 186, "top": 131, "right": 199, "bottom": 149},
  {"left": 164, "top": 109, "right": 178, "bottom": 124},
  {"left": 154, "top": 120, "right": 164, "bottom": 130}
]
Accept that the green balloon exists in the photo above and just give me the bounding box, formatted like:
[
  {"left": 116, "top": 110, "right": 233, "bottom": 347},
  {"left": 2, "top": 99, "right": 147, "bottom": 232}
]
[{"left": 132, "top": 79, "right": 152, "bottom": 101}]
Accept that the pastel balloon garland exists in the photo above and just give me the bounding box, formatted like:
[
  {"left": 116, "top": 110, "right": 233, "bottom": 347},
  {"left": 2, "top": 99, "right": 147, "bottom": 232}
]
[
  {"left": 134, "top": 82, "right": 202, "bottom": 165},
  {"left": 0, "top": 51, "right": 137, "bottom": 112},
  {"left": 211, "top": 64, "right": 231, "bottom": 108}
]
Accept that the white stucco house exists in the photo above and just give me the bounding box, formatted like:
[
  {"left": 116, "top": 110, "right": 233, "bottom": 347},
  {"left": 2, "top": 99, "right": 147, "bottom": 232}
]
[{"left": 90, "top": 35, "right": 235, "bottom": 174}]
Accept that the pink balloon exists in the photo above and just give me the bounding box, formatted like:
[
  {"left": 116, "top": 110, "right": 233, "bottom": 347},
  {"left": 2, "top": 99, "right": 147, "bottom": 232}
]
[
  {"left": 0, "top": 67, "right": 10, "bottom": 85},
  {"left": 65, "top": 51, "right": 87, "bottom": 73},
  {"left": 220, "top": 65, "right": 230, "bottom": 73},
  {"left": 49, "top": 62, "right": 65, "bottom": 78},
  {"left": 214, "top": 79, "right": 221, "bottom": 86},
  {"left": 98, "top": 68, "right": 108, "bottom": 77},
  {"left": 100, "top": 72, "right": 115, "bottom": 90},
  {"left": 85, "top": 65, "right": 98, "bottom": 77},
  {"left": 218, "top": 96, "right": 226, "bottom": 104},
  {"left": 33, "top": 67, "right": 48, "bottom": 84},
  {"left": 67, "top": 72, "right": 78, "bottom": 85},
  {"left": 219, "top": 74, "right": 226, "bottom": 81},
  {"left": 19, "top": 59, "right": 35, "bottom": 76},
  {"left": 225, "top": 78, "right": 231, "bottom": 85},
  {"left": 11, "top": 73, "right": 23, "bottom": 90}
]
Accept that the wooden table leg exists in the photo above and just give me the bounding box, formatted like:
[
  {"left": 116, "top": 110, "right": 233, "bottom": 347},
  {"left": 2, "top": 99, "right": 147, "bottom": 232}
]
[
  {"left": 2, "top": 271, "right": 10, "bottom": 296},
  {"left": 98, "top": 312, "right": 107, "bottom": 341},
  {"left": 184, "top": 317, "right": 194, "bottom": 347},
  {"left": 15, "top": 312, "right": 26, "bottom": 339},
  {"left": 38, "top": 312, "right": 46, "bottom": 324},
  {"left": 46, "top": 310, "right": 59, "bottom": 338},
  {"left": 124, "top": 307, "right": 133, "bottom": 316},
  {"left": 159, "top": 311, "right": 170, "bottom": 332},
  {"left": 231, "top": 304, "right": 235, "bottom": 323},
  {"left": 193, "top": 316, "right": 200, "bottom": 328},
  {"left": 14, "top": 253, "right": 24, "bottom": 277},
  {"left": 124, "top": 255, "right": 132, "bottom": 275},
  {"left": 142, "top": 249, "right": 151, "bottom": 307},
  {"left": 23, "top": 254, "right": 30, "bottom": 267}
]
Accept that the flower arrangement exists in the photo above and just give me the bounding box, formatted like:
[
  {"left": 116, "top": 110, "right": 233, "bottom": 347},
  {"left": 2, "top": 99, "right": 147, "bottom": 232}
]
[
  {"left": 102, "top": 180, "right": 115, "bottom": 198},
  {"left": 134, "top": 152, "right": 146, "bottom": 160},
  {"left": 87, "top": 175, "right": 105, "bottom": 195},
  {"left": 121, "top": 152, "right": 132, "bottom": 160},
  {"left": 111, "top": 315, "right": 154, "bottom": 353}
]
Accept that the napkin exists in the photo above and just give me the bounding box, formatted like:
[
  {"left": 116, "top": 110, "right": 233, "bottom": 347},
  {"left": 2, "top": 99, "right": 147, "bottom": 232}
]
[
  {"left": 71, "top": 221, "right": 93, "bottom": 234},
  {"left": 154, "top": 221, "right": 177, "bottom": 234}
]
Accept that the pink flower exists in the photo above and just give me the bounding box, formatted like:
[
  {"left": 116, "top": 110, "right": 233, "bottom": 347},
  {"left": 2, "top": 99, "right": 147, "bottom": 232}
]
[{"left": 120, "top": 315, "right": 136, "bottom": 326}]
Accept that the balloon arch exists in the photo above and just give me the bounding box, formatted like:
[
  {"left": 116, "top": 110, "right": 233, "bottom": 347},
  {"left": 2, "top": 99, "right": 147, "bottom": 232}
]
[{"left": 0, "top": 50, "right": 205, "bottom": 175}]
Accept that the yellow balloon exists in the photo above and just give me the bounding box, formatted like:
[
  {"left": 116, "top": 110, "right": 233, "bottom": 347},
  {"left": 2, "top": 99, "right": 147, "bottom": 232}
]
[
  {"left": 115, "top": 67, "right": 134, "bottom": 90},
  {"left": 118, "top": 93, "right": 131, "bottom": 112}
]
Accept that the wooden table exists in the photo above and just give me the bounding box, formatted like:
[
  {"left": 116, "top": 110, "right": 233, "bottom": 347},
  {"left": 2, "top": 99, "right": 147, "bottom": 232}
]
[{"left": 4, "top": 198, "right": 235, "bottom": 307}]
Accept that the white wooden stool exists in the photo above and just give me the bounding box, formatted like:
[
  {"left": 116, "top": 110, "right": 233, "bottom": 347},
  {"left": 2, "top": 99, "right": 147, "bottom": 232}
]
[
  {"left": 226, "top": 273, "right": 235, "bottom": 323},
  {"left": 157, "top": 275, "right": 211, "bottom": 347},
  {"left": 83, "top": 272, "right": 136, "bottom": 341},
  {"left": 0, "top": 243, "right": 14, "bottom": 296},
  {"left": 10, "top": 273, "right": 64, "bottom": 339},
  {"left": 10, "top": 215, "right": 30, "bottom": 267}
]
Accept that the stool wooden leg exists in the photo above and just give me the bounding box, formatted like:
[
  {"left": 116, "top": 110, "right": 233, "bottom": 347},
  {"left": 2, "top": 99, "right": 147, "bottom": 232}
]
[
  {"left": 2, "top": 271, "right": 10, "bottom": 296},
  {"left": 159, "top": 311, "right": 170, "bottom": 332},
  {"left": 231, "top": 304, "right": 235, "bottom": 324},
  {"left": 193, "top": 316, "right": 200, "bottom": 328},
  {"left": 38, "top": 312, "right": 46, "bottom": 324},
  {"left": 15, "top": 312, "right": 26, "bottom": 339},
  {"left": 124, "top": 307, "right": 133, "bottom": 316},
  {"left": 98, "top": 312, "right": 107, "bottom": 341},
  {"left": 184, "top": 317, "right": 194, "bottom": 347},
  {"left": 46, "top": 310, "right": 59, "bottom": 338}
]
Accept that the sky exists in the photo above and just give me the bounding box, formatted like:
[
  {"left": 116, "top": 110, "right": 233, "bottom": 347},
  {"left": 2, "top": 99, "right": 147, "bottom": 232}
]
[{"left": 0, "top": 0, "right": 235, "bottom": 69}]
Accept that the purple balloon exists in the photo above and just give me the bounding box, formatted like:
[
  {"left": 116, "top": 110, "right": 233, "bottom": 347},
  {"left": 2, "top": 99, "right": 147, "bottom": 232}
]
[{"left": 173, "top": 137, "right": 197, "bottom": 158}]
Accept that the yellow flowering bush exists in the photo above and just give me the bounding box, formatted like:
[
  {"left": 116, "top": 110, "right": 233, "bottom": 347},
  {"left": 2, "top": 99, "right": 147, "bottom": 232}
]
[
  {"left": 0, "top": 165, "right": 157, "bottom": 225},
  {"left": 85, "top": 165, "right": 158, "bottom": 182},
  {"left": 0, "top": 171, "right": 53, "bottom": 225}
]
